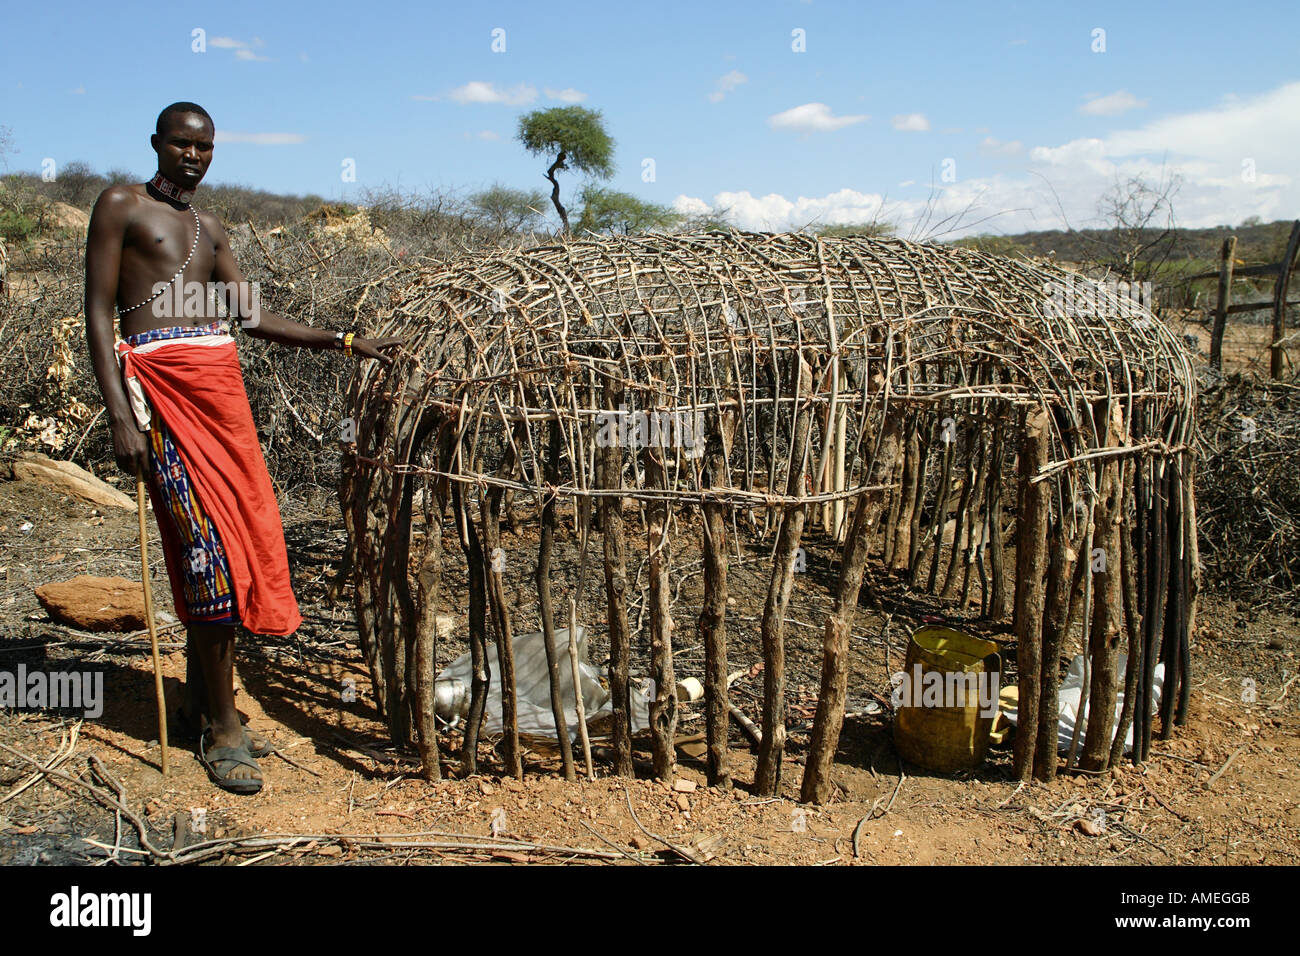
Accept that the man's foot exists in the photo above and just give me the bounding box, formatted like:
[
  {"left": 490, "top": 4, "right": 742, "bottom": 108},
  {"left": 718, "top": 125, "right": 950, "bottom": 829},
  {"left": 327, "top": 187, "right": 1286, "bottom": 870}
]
[
  {"left": 177, "top": 705, "right": 273, "bottom": 757},
  {"left": 241, "top": 727, "right": 274, "bottom": 758},
  {"left": 199, "top": 725, "right": 263, "bottom": 794}
]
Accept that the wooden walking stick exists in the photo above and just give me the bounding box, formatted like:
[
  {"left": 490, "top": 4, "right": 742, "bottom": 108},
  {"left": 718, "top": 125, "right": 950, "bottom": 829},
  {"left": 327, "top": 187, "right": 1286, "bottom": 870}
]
[{"left": 135, "top": 464, "right": 169, "bottom": 776}]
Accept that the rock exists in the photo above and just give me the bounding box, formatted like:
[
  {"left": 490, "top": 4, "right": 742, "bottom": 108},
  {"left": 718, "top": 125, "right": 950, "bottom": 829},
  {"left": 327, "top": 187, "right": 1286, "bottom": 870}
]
[
  {"left": 1075, "top": 817, "right": 1103, "bottom": 837},
  {"left": 13, "top": 452, "right": 135, "bottom": 511},
  {"left": 630, "top": 834, "right": 651, "bottom": 851},
  {"left": 672, "top": 779, "right": 697, "bottom": 793},
  {"left": 44, "top": 201, "right": 91, "bottom": 234},
  {"left": 675, "top": 793, "right": 691, "bottom": 812},
  {"left": 34, "top": 575, "right": 148, "bottom": 631}
]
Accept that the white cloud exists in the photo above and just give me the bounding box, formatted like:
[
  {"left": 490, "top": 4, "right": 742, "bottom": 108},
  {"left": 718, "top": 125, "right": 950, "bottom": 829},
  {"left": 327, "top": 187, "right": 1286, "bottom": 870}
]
[
  {"left": 980, "top": 136, "right": 1023, "bottom": 156},
  {"left": 477, "top": 130, "right": 500, "bottom": 140},
  {"left": 1080, "top": 90, "right": 1148, "bottom": 116},
  {"left": 675, "top": 178, "right": 1045, "bottom": 239},
  {"left": 1029, "top": 137, "right": 1107, "bottom": 168},
  {"left": 211, "top": 36, "right": 271, "bottom": 61},
  {"left": 1026, "top": 82, "right": 1300, "bottom": 226},
  {"left": 70, "top": 86, "right": 85, "bottom": 95},
  {"left": 544, "top": 87, "right": 587, "bottom": 103},
  {"left": 215, "top": 132, "right": 306, "bottom": 145},
  {"left": 769, "top": 103, "right": 867, "bottom": 134},
  {"left": 680, "top": 81, "right": 1300, "bottom": 238},
  {"left": 673, "top": 195, "right": 713, "bottom": 217},
  {"left": 448, "top": 81, "right": 537, "bottom": 106},
  {"left": 675, "top": 187, "right": 888, "bottom": 232},
  {"left": 891, "top": 113, "right": 930, "bottom": 132},
  {"left": 709, "top": 70, "right": 748, "bottom": 103}
]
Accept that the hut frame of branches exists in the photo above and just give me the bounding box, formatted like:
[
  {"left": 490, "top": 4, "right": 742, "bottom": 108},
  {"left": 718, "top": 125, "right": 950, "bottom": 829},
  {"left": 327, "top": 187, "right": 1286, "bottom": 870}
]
[{"left": 342, "top": 231, "right": 1197, "bottom": 802}]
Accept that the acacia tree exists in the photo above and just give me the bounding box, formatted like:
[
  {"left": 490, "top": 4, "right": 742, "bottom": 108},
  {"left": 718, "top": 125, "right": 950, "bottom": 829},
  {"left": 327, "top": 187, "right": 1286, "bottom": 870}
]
[
  {"left": 517, "top": 107, "right": 614, "bottom": 233},
  {"left": 470, "top": 183, "right": 549, "bottom": 235},
  {"left": 575, "top": 186, "right": 681, "bottom": 236}
]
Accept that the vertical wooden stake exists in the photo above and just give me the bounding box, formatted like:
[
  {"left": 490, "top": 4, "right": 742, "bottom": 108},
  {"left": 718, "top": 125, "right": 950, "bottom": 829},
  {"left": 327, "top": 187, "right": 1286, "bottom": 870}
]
[
  {"left": 1209, "top": 236, "right": 1236, "bottom": 371},
  {"left": 538, "top": 419, "right": 576, "bottom": 780},
  {"left": 801, "top": 414, "right": 900, "bottom": 804},
  {"left": 599, "top": 381, "right": 634, "bottom": 777},
  {"left": 644, "top": 439, "right": 677, "bottom": 781},
  {"left": 1035, "top": 515, "right": 1077, "bottom": 781},
  {"left": 889, "top": 419, "right": 920, "bottom": 572},
  {"left": 1109, "top": 475, "right": 1143, "bottom": 769},
  {"left": 755, "top": 356, "right": 814, "bottom": 796},
  {"left": 699, "top": 398, "right": 737, "bottom": 788},
  {"left": 453, "top": 485, "right": 490, "bottom": 774},
  {"left": 1082, "top": 408, "right": 1124, "bottom": 771},
  {"left": 987, "top": 416, "right": 1009, "bottom": 620},
  {"left": 567, "top": 597, "right": 594, "bottom": 780},
  {"left": 1013, "top": 408, "right": 1051, "bottom": 781},
  {"left": 832, "top": 396, "right": 848, "bottom": 542},
  {"left": 135, "top": 470, "right": 169, "bottom": 777},
  {"left": 482, "top": 482, "right": 520, "bottom": 779},
  {"left": 413, "top": 479, "right": 445, "bottom": 781},
  {"left": 1270, "top": 219, "right": 1300, "bottom": 380}
]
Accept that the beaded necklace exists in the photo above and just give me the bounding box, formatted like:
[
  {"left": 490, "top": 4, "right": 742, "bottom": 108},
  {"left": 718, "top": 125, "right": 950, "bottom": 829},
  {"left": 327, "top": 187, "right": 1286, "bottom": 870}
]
[{"left": 118, "top": 174, "right": 202, "bottom": 316}]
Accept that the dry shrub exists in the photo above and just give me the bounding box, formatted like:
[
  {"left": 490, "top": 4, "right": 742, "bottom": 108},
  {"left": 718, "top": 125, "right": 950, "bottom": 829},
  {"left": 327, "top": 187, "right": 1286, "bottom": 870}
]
[{"left": 1196, "top": 373, "right": 1300, "bottom": 607}]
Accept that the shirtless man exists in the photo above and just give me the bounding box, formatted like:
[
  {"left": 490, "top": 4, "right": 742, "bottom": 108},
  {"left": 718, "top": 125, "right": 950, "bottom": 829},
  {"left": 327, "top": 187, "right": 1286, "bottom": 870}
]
[{"left": 85, "top": 101, "right": 400, "bottom": 792}]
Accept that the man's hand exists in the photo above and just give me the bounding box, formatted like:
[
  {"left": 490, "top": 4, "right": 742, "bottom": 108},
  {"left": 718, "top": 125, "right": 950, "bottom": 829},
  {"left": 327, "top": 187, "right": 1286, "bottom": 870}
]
[
  {"left": 112, "top": 420, "right": 151, "bottom": 478},
  {"left": 350, "top": 336, "right": 404, "bottom": 366}
]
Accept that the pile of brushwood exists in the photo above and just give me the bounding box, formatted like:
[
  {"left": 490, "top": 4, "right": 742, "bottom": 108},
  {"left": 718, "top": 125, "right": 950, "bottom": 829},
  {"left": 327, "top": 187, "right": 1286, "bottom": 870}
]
[{"left": 1196, "top": 372, "right": 1300, "bottom": 608}]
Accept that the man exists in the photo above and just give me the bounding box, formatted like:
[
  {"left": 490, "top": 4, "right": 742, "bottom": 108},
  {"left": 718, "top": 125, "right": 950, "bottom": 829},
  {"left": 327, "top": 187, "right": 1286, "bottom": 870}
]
[{"left": 85, "top": 102, "right": 400, "bottom": 793}]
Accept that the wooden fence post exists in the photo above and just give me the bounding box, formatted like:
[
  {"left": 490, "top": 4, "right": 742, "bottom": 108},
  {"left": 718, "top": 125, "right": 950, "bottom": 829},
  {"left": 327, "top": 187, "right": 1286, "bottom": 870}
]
[
  {"left": 1271, "top": 220, "right": 1300, "bottom": 380},
  {"left": 1209, "top": 236, "right": 1236, "bottom": 371}
]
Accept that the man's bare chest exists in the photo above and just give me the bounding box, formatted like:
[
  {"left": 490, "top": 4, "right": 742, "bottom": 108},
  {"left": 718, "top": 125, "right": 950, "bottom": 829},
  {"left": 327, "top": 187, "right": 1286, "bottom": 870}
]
[{"left": 122, "top": 207, "right": 215, "bottom": 279}]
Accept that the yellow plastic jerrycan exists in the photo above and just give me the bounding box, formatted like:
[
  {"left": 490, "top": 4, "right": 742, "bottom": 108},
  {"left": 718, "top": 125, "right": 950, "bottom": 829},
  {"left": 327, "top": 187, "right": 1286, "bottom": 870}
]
[{"left": 892, "top": 625, "right": 1001, "bottom": 772}]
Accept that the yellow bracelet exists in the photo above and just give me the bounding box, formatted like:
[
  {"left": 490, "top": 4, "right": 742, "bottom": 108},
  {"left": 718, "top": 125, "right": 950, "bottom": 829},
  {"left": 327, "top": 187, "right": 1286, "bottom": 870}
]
[{"left": 343, "top": 331, "right": 356, "bottom": 357}]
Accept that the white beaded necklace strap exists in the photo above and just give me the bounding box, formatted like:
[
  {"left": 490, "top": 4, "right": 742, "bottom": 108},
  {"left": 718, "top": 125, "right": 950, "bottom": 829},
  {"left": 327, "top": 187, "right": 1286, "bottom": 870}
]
[{"left": 117, "top": 205, "right": 203, "bottom": 315}]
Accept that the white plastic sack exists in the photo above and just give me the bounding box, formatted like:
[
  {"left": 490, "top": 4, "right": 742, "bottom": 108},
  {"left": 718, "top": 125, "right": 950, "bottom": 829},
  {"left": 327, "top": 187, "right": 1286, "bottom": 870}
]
[
  {"left": 1004, "top": 653, "right": 1164, "bottom": 754},
  {"left": 434, "top": 626, "right": 652, "bottom": 741}
]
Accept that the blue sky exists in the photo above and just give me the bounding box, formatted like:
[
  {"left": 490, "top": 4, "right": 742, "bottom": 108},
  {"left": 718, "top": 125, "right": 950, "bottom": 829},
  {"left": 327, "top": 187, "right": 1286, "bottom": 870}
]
[{"left": 3, "top": 0, "right": 1298, "bottom": 236}]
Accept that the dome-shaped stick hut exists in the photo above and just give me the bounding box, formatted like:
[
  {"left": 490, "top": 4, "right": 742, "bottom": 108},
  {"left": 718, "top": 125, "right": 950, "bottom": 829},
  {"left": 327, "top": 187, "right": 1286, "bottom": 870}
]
[{"left": 341, "top": 231, "right": 1197, "bottom": 803}]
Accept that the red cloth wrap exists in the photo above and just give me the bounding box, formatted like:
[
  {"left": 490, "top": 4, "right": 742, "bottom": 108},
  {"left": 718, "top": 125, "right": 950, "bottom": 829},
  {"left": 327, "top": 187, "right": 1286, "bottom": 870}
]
[{"left": 118, "top": 339, "right": 302, "bottom": 636}]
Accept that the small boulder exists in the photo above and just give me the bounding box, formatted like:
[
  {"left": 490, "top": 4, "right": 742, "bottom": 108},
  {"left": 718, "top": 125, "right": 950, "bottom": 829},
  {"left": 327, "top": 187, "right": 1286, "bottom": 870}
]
[
  {"left": 44, "top": 201, "right": 91, "bottom": 234},
  {"left": 13, "top": 452, "right": 135, "bottom": 511},
  {"left": 34, "top": 575, "right": 148, "bottom": 632}
]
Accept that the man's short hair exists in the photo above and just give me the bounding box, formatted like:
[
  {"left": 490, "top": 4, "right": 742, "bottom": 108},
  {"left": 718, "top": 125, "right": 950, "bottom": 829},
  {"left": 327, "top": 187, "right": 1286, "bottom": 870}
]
[{"left": 156, "top": 102, "right": 214, "bottom": 136}]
